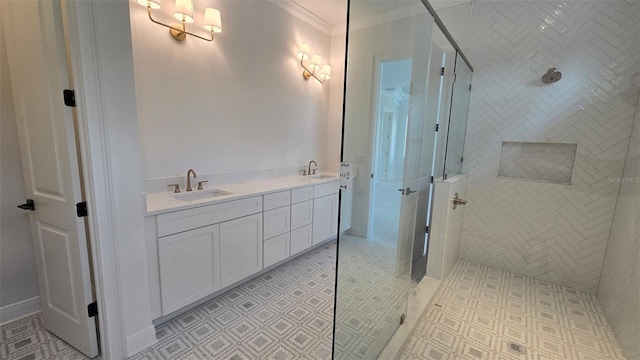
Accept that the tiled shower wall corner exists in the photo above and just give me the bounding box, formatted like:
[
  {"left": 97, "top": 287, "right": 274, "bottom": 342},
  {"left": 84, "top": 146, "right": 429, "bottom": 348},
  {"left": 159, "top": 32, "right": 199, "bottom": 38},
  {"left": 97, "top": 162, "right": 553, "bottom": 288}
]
[
  {"left": 597, "top": 91, "right": 640, "bottom": 360},
  {"left": 460, "top": 0, "right": 640, "bottom": 293}
]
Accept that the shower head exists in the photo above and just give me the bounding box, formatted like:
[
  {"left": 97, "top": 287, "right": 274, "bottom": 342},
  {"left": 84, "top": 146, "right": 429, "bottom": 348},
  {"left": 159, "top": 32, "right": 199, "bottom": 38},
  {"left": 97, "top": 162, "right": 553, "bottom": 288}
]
[{"left": 541, "top": 67, "right": 562, "bottom": 84}]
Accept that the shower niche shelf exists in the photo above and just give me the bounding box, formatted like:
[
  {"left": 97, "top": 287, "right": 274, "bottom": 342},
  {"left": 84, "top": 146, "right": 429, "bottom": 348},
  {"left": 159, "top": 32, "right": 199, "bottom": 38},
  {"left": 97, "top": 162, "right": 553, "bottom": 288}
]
[{"left": 497, "top": 141, "right": 577, "bottom": 184}]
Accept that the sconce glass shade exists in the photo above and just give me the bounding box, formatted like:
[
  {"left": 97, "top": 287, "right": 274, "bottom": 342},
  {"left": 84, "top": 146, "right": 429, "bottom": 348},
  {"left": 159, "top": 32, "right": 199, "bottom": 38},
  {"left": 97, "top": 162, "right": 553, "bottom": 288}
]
[
  {"left": 297, "top": 43, "right": 310, "bottom": 60},
  {"left": 319, "top": 65, "right": 332, "bottom": 80},
  {"left": 203, "top": 8, "right": 222, "bottom": 33},
  {"left": 137, "top": 0, "right": 161, "bottom": 9},
  {"left": 309, "top": 55, "right": 321, "bottom": 71},
  {"left": 173, "top": 0, "right": 194, "bottom": 23}
]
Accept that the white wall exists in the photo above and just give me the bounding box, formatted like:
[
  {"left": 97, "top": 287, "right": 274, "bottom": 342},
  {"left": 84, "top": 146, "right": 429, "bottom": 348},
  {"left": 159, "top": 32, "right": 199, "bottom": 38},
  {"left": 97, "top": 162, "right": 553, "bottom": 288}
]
[
  {"left": 432, "top": 2, "right": 472, "bottom": 54},
  {"left": 460, "top": 0, "right": 640, "bottom": 293},
  {"left": 597, "top": 92, "right": 640, "bottom": 360},
  {"left": 326, "top": 33, "right": 346, "bottom": 170},
  {"left": 0, "top": 25, "right": 40, "bottom": 308},
  {"left": 129, "top": 0, "right": 332, "bottom": 180}
]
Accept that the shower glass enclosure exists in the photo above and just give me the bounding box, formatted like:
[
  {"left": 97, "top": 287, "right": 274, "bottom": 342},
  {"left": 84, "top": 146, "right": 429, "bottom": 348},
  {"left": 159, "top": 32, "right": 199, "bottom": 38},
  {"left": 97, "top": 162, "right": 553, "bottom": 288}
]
[{"left": 333, "top": 1, "right": 473, "bottom": 358}]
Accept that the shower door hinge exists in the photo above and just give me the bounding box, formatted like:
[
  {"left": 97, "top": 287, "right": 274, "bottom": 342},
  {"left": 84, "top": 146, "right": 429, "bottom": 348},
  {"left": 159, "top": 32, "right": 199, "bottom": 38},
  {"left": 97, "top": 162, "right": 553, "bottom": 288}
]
[
  {"left": 371, "top": 173, "right": 374, "bottom": 179},
  {"left": 430, "top": 176, "right": 434, "bottom": 184},
  {"left": 441, "top": 67, "right": 445, "bottom": 76},
  {"left": 63, "top": 89, "right": 76, "bottom": 107},
  {"left": 435, "top": 124, "right": 439, "bottom": 132},
  {"left": 469, "top": 84, "right": 472, "bottom": 91},
  {"left": 461, "top": 156, "right": 464, "bottom": 163},
  {"left": 400, "top": 314, "right": 406, "bottom": 325},
  {"left": 87, "top": 301, "right": 98, "bottom": 317},
  {"left": 425, "top": 226, "right": 429, "bottom": 234}
]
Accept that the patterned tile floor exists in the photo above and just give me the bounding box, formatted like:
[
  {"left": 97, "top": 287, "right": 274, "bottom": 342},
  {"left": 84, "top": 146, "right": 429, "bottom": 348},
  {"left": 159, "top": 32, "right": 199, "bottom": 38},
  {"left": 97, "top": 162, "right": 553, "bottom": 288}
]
[
  {"left": 1, "top": 242, "right": 337, "bottom": 360},
  {"left": 400, "top": 259, "right": 627, "bottom": 360},
  {"left": 334, "top": 234, "right": 412, "bottom": 359}
]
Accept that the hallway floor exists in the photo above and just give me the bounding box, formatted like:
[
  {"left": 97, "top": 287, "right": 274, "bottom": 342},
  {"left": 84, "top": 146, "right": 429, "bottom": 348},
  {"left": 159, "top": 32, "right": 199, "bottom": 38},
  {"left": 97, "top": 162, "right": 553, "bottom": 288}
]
[{"left": 400, "top": 259, "right": 627, "bottom": 360}]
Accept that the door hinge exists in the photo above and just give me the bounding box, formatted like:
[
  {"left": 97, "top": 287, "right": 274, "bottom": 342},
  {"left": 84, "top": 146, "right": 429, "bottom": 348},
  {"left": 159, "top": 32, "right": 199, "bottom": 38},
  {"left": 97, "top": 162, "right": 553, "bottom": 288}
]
[
  {"left": 63, "top": 89, "right": 76, "bottom": 107},
  {"left": 469, "top": 84, "right": 472, "bottom": 91},
  {"left": 430, "top": 176, "right": 434, "bottom": 183},
  {"left": 400, "top": 314, "right": 406, "bottom": 325},
  {"left": 440, "top": 67, "right": 445, "bottom": 76},
  {"left": 87, "top": 301, "right": 98, "bottom": 317},
  {"left": 371, "top": 173, "right": 374, "bottom": 179},
  {"left": 425, "top": 226, "right": 429, "bottom": 234},
  {"left": 461, "top": 156, "right": 464, "bottom": 163},
  {"left": 76, "top": 201, "right": 88, "bottom": 217},
  {"left": 435, "top": 124, "right": 439, "bottom": 132}
]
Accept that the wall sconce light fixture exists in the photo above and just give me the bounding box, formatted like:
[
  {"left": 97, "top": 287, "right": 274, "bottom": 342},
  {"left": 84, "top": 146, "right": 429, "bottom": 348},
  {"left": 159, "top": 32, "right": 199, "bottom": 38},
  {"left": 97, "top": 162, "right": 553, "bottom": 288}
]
[
  {"left": 296, "top": 43, "right": 331, "bottom": 84},
  {"left": 137, "top": 0, "right": 222, "bottom": 42}
]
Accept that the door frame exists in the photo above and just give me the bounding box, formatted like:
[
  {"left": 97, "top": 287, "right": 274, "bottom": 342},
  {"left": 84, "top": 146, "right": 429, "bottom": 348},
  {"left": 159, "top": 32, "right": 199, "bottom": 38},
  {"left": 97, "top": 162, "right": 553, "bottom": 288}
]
[{"left": 59, "top": 1, "right": 151, "bottom": 358}]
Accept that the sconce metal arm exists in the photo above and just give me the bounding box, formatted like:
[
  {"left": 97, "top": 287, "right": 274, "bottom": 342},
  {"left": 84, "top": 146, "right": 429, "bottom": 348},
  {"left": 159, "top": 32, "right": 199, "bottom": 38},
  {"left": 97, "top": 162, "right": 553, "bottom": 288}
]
[
  {"left": 147, "top": 7, "right": 214, "bottom": 42},
  {"left": 300, "top": 59, "right": 324, "bottom": 84}
]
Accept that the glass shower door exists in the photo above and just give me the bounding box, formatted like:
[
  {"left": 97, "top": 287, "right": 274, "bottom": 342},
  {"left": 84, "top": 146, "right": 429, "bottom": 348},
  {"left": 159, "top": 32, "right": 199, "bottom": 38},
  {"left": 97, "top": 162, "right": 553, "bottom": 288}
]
[
  {"left": 442, "top": 52, "right": 472, "bottom": 178},
  {"left": 334, "top": 1, "right": 435, "bottom": 358}
]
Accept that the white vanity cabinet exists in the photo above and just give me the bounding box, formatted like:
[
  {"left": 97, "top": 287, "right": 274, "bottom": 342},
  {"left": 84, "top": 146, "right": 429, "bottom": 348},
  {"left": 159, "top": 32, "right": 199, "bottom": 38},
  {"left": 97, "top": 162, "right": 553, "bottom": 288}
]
[{"left": 146, "top": 180, "right": 339, "bottom": 320}]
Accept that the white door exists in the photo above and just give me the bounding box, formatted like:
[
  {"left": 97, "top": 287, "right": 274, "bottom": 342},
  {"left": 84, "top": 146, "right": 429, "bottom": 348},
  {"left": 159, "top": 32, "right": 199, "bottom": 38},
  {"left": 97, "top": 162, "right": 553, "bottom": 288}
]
[{"left": 1, "top": 1, "right": 99, "bottom": 357}]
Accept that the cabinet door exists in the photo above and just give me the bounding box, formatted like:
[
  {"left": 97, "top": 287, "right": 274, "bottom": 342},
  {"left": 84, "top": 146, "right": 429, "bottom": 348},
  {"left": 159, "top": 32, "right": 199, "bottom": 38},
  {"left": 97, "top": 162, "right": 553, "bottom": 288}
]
[
  {"left": 159, "top": 224, "right": 220, "bottom": 315},
  {"left": 312, "top": 194, "right": 339, "bottom": 245},
  {"left": 264, "top": 206, "right": 290, "bottom": 240},
  {"left": 291, "top": 224, "right": 313, "bottom": 256},
  {"left": 220, "top": 214, "right": 263, "bottom": 288},
  {"left": 264, "top": 232, "right": 290, "bottom": 268},
  {"left": 291, "top": 200, "right": 313, "bottom": 230}
]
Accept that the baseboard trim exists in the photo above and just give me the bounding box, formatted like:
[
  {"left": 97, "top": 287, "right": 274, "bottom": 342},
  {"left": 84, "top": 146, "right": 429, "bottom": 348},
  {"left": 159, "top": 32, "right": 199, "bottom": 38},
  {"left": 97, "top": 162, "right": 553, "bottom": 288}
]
[
  {"left": 126, "top": 325, "right": 158, "bottom": 357},
  {"left": 0, "top": 296, "right": 41, "bottom": 325}
]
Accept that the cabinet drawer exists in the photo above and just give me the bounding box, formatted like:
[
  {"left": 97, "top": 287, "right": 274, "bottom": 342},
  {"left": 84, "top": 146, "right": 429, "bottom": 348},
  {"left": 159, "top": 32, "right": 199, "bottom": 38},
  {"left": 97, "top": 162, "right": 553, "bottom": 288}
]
[
  {"left": 291, "top": 224, "right": 313, "bottom": 256},
  {"left": 158, "top": 224, "right": 220, "bottom": 315},
  {"left": 264, "top": 191, "right": 291, "bottom": 211},
  {"left": 157, "top": 196, "right": 262, "bottom": 237},
  {"left": 264, "top": 232, "right": 290, "bottom": 268},
  {"left": 263, "top": 206, "right": 291, "bottom": 240},
  {"left": 291, "top": 200, "right": 313, "bottom": 230},
  {"left": 291, "top": 186, "right": 313, "bottom": 204},
  {"left": 313, "top": 181, "right": 339, "bottom": 198}
]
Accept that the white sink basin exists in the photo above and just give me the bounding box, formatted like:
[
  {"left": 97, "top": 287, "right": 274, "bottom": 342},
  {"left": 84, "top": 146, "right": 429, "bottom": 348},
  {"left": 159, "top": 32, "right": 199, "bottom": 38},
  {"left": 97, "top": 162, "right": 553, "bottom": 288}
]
[
  {"left": 171, "top": 189, "right": 232, "bottom": 201},
  {"left": 309, "top": 174, "right": 338, "bottom": 180}
]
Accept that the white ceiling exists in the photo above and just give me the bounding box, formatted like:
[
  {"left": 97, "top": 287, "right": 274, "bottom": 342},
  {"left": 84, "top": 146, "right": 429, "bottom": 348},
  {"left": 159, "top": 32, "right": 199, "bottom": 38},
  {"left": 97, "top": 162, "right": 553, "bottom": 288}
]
[{"left": 289, "top": 0, "right": 471, "bottom": 29}]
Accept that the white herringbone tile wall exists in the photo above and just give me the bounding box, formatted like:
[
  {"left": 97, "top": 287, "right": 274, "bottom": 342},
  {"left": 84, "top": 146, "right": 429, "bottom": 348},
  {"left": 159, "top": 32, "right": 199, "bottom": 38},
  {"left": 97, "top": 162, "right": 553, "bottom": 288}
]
[
  {"left": 597, "top": 91, "right": 640, "bottom": 360},
  {"left": 460, "top": 0, "right": 640, "bottom": 293}
]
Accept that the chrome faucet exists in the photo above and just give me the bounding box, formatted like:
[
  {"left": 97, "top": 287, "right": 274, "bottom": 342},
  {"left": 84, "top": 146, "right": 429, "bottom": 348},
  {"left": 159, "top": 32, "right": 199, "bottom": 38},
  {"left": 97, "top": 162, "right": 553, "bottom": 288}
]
[
  {"left": 186, "top": 169, "right": 197, "bottom": 191},
  {"left": 307, "top": 160, "right": 318, "bottom": 175}
]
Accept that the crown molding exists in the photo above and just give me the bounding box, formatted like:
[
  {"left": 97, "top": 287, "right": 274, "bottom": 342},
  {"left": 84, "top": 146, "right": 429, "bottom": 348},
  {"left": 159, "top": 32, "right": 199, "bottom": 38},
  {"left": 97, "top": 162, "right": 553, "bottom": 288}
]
[{"left": 267, "top": 0, "right": 333, "bottom": 35}]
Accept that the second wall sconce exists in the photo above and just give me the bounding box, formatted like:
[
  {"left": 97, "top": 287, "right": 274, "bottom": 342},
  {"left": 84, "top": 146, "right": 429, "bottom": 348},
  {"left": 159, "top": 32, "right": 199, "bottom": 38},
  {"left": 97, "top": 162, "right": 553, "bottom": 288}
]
[
  {"left": 138, "top": 0, "right": 222, "bottom": 42},
  {"left": 296, "top": 43, "right": 331, "bottom": 84}
]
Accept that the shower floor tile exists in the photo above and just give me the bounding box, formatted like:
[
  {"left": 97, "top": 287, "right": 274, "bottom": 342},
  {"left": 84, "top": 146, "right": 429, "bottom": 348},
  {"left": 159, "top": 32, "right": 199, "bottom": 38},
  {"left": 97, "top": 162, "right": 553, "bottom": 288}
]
[{"left": 400, "top": 259, "right": 627, "bottom": 360}]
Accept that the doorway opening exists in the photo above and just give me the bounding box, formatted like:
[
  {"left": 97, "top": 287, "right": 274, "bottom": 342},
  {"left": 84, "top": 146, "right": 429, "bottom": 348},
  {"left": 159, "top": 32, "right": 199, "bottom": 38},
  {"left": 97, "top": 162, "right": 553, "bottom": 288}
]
[{"left": 370, "top": 58, "right": 412, "bottom": 246}]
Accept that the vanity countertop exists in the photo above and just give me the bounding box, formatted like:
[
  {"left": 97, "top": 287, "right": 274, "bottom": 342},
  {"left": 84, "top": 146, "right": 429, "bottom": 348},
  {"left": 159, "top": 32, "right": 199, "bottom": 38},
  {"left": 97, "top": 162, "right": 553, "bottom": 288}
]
[{"left": 145, "top": 173, "right": 339, "bottom": 216}]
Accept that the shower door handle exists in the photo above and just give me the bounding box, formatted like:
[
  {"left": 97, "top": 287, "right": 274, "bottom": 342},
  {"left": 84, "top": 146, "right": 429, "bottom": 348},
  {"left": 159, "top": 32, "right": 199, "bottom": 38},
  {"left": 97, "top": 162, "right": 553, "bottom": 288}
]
[{"left": 397, "top": 187, "right": 417, "bottom": 196}]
